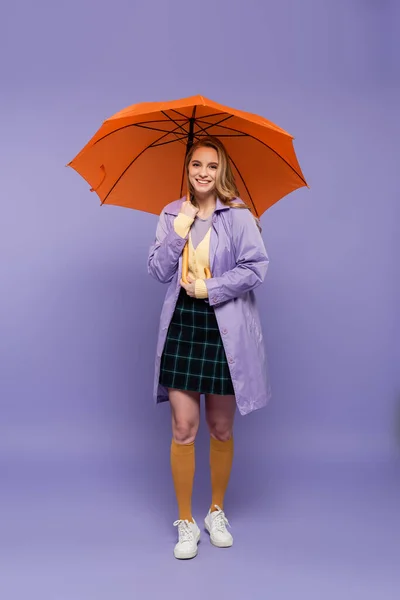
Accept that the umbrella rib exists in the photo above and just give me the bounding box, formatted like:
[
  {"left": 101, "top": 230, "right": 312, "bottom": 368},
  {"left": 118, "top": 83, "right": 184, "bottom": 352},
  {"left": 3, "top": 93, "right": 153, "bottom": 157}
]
[
  {"left": 194, "top": 114, "right": 233, "bottom": 135},
  {"left": 161, "top": 110, "right": 190, "bottom": 139},
  {"left": 196, "top": 118, "right": 248, "bottom": 135},
  {"left": 151, "top": 135, "right": 190, "bottom": 148},
  {"left": 101, "top": 128, "right": 186, "bottom": 204},
  {"left": 196, "top": 111, "right": 230, "bottom": 119},
  {"left": 169, "top": 108, "right": 196, "bottom": 121},
  {"left": 196, "top": 121, "right": 307, "bottom": 186},
  {"left": 198, "top": 133, "right": 248, "bottom": 138},
  {"left": 170, "top": 109, "right": 231, "bottom": 121},
  {"left": 94, "top": 119, "right": 187, "bottom": 146},
  {"left": 135, "top": 117, "right": 187, "bottom": 124},
  {"left": 133, "top": 123, "right": 188, "bottom": 134},
  {"left": 254, "top": 136, "right": 307, "bottom": 186},
  {"left": 195, "top": 120, "right": 306, "bottom": 186},
  {"left": 228, "top": 155, "right": 258, "bottom": 218}
]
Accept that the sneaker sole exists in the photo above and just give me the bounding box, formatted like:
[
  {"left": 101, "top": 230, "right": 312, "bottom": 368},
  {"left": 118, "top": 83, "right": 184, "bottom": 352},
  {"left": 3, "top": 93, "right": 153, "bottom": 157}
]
[
  {"left": 204, "top": 522, "right": 233, "bottom": 548},
  {"left": 174, "top": 530, "right": 201, "bottom": 560}
]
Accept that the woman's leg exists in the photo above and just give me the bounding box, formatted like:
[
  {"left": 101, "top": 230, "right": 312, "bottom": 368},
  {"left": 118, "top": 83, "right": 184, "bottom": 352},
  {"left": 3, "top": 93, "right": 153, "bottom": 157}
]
[
  {"left": 205, "top": 394, "right": 236, "bottom": 512},
  {"left": 169, "top": 388, "right": 201, "bottom": 522}
]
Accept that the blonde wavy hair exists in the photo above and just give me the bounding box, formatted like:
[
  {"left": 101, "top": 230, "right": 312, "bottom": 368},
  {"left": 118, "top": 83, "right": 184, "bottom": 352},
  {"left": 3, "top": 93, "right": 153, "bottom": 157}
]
[{"left": 185, "top": 136, "right": 261, "bottom": 230}]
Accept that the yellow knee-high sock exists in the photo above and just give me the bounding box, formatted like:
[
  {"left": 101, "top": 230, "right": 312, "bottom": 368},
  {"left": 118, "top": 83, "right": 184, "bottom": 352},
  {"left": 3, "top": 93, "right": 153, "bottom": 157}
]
[
  {"left": 210, "top": 436, "right": 234, "bottom": 512},
  {"left": 171, "top": 439, "right": 195, "bottom": 522}
]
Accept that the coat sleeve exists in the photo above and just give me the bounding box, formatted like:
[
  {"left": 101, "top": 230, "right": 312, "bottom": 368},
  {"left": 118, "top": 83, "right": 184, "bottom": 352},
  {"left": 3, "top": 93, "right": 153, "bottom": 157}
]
[
  {"left": 147, "top": 209, "right": 189, "bottom": 283},
  {"left": 206, "top": 209, "right": 269, "bottom": 306}
]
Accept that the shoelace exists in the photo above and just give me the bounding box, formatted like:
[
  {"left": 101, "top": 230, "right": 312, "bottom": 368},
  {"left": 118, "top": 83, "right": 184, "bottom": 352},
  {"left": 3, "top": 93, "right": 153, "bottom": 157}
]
[
  {"left": 173, "top": 519, "right": 194, "bottom": 543},
  {"left": 211, "top": 505, "right": 230, "bottom": 532}
]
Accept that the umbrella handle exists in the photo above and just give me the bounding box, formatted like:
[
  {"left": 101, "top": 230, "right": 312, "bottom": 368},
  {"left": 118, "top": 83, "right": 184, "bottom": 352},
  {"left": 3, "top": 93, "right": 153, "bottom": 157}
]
[
  {"left": 182, "top": 242, "right": 189, "bottom": 283},
  {"left": 182, "top": 243, "right": 212, "bottom": 282},
  {"left": 182, "top": 188, "right": 211, "bottom": 283}
]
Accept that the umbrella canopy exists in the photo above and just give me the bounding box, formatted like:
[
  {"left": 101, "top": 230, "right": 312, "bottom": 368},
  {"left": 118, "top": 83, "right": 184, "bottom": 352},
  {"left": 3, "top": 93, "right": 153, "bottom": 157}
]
[{"left": 68, "top": 94, "right": 307, "bottom": 218}]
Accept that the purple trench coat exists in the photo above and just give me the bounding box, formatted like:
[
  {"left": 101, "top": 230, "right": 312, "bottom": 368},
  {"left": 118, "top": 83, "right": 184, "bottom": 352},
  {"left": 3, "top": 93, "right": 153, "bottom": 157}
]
[{"left": 147, "top": 196, "right": 271, "bottom": 416}]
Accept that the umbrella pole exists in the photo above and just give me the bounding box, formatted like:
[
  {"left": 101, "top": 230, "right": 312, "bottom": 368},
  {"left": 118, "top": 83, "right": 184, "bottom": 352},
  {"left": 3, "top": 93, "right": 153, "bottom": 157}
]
[
  {"left": 181, "top": 111, "right": 211, "bottom": 284},
  {"left": 181, "top": 178, "right": 191, "bottom": 284},
  {"left": 182, "top": 237, "right": 189, "bottom": 284},
  {"left": 181, "top": 111, "right": 196, "bottom": 285}
]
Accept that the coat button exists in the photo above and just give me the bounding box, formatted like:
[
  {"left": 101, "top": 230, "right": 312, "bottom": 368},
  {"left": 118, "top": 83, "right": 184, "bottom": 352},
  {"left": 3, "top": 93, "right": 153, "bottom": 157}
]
[
  {"left": 228, "top": 355, "right": 234, "bottom": 363},
  {"left": 222, "top": 328, "right": 228, "bottom": 335},
  {"left": 212, "top": 296, "right": 217, "bottom": 302}
]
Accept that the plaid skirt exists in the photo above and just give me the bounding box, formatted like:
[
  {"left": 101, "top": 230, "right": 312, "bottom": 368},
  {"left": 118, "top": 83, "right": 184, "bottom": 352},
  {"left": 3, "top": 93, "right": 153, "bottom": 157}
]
[{"left": 159, "top": 289, "right": 235, "bottom": 396}]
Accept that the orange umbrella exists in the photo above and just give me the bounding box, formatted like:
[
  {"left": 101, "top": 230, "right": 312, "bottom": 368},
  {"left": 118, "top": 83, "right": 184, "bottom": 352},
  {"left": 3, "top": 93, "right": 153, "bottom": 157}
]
[{"left": 68, "top": 94, "right": 308, "bottom": 279}]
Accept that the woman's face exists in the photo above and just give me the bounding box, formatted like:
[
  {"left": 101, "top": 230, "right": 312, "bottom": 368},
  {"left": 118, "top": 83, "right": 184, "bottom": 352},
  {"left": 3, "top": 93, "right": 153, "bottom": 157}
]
[{"left": 188, "top": 146, "right": 219, "bottom": 196}]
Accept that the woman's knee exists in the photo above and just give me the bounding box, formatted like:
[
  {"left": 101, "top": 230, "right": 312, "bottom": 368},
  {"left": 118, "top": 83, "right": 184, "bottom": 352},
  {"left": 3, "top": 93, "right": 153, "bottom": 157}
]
[
  {"left": 205, "top": 394, "right": 236, "bottom": 441},
  {"left": 172, "top": 419, "right": 198, "bottom": 444},
  {"left": 169, "top": 388, "right": 200, "bottom": 444},
  {"left": 206, "top": 419, "right": 233, "bottom": 441}
]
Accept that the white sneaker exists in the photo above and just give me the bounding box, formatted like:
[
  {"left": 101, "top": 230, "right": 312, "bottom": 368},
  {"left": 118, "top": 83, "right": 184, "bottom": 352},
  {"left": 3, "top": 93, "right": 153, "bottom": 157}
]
[
  {"left": 204, "top": 505, "right": 233, "bottom": 548},
  {"left": 173, "top": 519, "right": 201, "bottom": 559}
]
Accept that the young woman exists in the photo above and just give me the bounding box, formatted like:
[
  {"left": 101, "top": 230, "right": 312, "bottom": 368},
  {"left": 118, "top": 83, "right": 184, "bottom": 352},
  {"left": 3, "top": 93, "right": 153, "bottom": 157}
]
[{"left": 148, "top": 136, "right": 271, "bottom": 559}]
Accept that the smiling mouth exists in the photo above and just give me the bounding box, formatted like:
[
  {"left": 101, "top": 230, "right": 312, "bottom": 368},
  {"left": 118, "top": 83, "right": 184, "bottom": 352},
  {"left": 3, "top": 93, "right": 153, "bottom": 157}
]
[{"left": 196, "top": 179, "right": 212, "bottom": 185}]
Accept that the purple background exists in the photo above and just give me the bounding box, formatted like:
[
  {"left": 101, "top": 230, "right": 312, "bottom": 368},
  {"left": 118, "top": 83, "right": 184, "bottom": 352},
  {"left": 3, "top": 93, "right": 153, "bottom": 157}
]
[{"left": 1, "top": 0, "right": 399, "bottom": 598}]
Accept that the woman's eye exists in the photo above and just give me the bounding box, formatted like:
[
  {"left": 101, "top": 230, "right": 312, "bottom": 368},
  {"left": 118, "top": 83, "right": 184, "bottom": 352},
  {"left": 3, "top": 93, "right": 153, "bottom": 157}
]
[{"left": 209, "top": 165, "right": 217, "bottom": 170}]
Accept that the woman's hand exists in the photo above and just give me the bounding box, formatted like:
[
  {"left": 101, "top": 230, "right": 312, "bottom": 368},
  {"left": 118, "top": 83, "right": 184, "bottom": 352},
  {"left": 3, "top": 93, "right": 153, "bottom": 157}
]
[
  {"left": 180, "top": 274, "right": 196, "bottom": 297},
  {"left": 180, "top": 199, "right": 199, "bottom": 220}
]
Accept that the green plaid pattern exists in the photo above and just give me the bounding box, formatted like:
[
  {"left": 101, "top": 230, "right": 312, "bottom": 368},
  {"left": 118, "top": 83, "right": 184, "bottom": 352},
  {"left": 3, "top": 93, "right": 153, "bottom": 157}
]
[{"left": 159, "top": 289, "right": 234, "bottom": 396}]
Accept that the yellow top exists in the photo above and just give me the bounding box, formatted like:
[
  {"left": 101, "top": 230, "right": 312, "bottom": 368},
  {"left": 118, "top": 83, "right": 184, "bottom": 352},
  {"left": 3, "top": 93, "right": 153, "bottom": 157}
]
[{"left": 173, "top": 213, "right": 209, "bottom": 299}]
